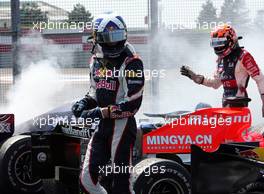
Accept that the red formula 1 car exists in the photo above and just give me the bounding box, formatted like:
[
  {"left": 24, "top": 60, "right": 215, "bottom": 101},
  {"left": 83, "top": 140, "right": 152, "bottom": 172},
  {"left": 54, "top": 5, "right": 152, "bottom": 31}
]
[
  {"left": 142, "top": 98, "right": 264, "bottom": 154},
  {"left": 135, "top": 97, "right": 264, "bottom": 194}
]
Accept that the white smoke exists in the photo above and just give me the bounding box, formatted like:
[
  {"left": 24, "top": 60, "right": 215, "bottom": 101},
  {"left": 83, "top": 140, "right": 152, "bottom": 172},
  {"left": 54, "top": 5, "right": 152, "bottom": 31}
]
[
  {"left": 149, "top": 30, "right": 221, "bottom": 111},
  {"left": 1, "top": 33, "right": 73, "bottom": 125}
]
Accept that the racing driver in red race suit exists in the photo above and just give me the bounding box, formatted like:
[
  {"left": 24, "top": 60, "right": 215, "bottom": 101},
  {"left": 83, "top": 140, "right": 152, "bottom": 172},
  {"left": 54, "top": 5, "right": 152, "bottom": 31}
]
[{"left": 181, "top": 24, "right": 264, "bottom": 116}]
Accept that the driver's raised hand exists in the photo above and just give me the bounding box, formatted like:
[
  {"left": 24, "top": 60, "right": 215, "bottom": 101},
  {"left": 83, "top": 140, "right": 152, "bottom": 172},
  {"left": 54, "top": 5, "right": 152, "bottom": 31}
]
[{"left": 180, "top": 66, "right": 204, "bottom": 84}]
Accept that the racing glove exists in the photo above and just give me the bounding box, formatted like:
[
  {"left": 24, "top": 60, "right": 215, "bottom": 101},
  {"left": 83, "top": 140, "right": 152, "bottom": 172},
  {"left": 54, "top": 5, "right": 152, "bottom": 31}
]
[
  {"left": 80, "top": 107, "right": 103, "bottom": 121},
  {"left": 180, "top": 66, "right": 204, "bottom": 84},
  {"left": 72, "top": 95, "right": 98, "bottom": 118},
  {"left": 72, "top": 100, "right": 87, "bottom": 118}
]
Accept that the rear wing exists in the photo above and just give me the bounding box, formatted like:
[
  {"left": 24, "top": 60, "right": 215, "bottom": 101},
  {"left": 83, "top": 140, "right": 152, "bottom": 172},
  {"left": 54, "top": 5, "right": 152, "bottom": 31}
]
[{"left": 0, "top": 114, "right": 14, "bottom": 142}]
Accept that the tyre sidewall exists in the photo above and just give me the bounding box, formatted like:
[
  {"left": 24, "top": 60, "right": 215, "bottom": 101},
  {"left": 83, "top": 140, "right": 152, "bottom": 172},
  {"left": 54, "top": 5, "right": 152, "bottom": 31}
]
[
  {"left": 0, "top": 136, "right": 42, "bottom": 193},
  {"left": 134, "top": 160, "right": 191, "bottom": 194}
]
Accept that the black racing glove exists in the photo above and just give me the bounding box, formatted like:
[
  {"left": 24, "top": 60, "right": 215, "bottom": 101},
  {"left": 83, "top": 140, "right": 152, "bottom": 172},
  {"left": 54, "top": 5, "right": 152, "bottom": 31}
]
[
  {"left": 72, "top": 100, "right": 87, "bottom": 118},
  {"left": 180, "top": 65, "right": 204, "bottom": 84}
]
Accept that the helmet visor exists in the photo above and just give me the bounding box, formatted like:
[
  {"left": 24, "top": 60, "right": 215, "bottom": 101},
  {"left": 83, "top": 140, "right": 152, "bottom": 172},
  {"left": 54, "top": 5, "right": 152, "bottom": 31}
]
[
  {"left": 96, "top": 29, "right": 127, "bottom": 43},
  {"left": 210, "top": 37, "right": 228, "bottom": 48}
]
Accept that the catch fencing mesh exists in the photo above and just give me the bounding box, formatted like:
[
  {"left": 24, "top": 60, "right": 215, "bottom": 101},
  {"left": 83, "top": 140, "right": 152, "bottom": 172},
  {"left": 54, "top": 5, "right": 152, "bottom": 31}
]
[{"left": 0, "top": 0, "right": 264, "bottom": 118}]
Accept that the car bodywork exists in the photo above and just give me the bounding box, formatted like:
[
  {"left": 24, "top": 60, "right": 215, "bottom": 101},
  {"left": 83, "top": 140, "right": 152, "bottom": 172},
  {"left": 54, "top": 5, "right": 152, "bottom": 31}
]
[
  {"left": 142, "top": 107, "right": 264, "bottom": 154},
  {"left": 142, "top": 106, "right": 264, "bottom": 194},
  {"left": 0, "top": 114, "right": 14, "bottom": 141},
  {"left": 1, "top": 101, "right": 264, "bottom": 194},
  {"left": 191, "top": 143, "right": 264, "bottom": 194}
]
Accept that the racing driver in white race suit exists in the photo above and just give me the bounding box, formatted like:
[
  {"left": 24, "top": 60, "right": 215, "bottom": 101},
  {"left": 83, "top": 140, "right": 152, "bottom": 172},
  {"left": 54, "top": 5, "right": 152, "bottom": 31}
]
[{"left": 181, "top": 24, "right": 264, "bottom": 116}]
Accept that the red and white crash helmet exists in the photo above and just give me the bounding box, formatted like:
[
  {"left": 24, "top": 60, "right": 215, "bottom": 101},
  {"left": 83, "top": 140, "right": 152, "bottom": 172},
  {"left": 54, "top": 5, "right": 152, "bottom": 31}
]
[{"left": 210, "top": 24, "right": 238, "bottom": 58}]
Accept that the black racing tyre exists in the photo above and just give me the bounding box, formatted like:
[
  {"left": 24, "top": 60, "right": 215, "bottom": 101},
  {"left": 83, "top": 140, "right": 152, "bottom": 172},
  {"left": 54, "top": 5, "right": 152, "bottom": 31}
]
[
  {"left": 133, "top": 158, "right": 191, "bottom": 194},
  {"left": 0, "top": 135, "right": 42, "bottom": 194}
]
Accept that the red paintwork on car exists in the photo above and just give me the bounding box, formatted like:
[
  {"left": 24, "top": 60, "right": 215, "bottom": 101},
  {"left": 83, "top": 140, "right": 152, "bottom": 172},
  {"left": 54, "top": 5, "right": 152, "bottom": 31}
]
[{"left": 142, "top": 107, "right": 262, "bottom": 154}]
